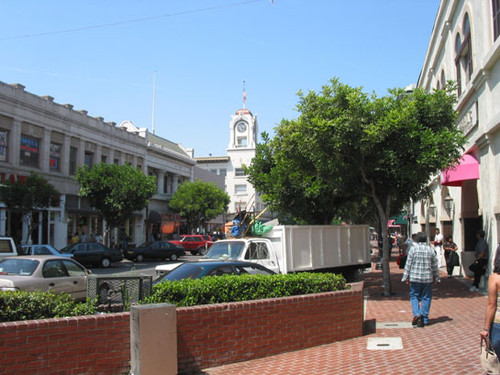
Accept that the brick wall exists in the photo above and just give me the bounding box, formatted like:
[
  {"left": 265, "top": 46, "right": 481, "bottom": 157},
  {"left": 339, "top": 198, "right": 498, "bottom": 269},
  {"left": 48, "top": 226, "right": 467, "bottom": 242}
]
[
  {"left": 0, "top": 313, "right": 130, "bottom": 375},
  {"left": 0, "top": 282, "right": 363, "bottom": 375},
  {"left": 176, "top": 282, "right": 364, "bottom": 373}
]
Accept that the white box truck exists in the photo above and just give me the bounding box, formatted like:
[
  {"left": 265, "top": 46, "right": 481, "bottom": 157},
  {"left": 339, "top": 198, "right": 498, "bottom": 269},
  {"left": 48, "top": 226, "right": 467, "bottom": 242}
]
[{"left": 204, "top": 225, "right": 371, "bottom": 279}]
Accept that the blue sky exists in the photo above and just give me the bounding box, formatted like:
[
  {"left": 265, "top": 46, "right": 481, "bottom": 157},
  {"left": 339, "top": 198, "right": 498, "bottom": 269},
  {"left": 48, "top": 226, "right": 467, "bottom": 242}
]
[{"left": 0, "top": 0, "right": 439, "bottom": 157}]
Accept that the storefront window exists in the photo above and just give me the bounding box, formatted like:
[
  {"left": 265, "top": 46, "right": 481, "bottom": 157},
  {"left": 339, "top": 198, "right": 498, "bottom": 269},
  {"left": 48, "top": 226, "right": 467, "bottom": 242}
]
[{"left": 20, "top": 134, "right": 40, "bottom": 168}]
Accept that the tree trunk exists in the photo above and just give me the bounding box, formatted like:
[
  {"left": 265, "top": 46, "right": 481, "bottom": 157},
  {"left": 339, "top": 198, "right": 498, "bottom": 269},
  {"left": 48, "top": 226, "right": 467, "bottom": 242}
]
[{"left": 372, "top": 195, "right": 392, "bottom": 296}]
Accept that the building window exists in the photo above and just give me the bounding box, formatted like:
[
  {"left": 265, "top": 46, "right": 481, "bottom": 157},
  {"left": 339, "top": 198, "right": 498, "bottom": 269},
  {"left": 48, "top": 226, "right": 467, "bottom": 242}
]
[
  {"left": 235, "top": 184, "right": 247, "bottom": 194},
  {"left": 101, "top": 154, "right": 107, "bottom": 163},
  {"left": 235, "top": 168, "right": 245, "bottom": 177},
  {"left": 219, "top": 168, "right": 227, "bottom": 177},
  {"left": 440, "top": 70, "right": 446, "bottom": 89},
  {"left": 49, "top": 143, "right": 61, "bottom": 171},
  {"left": 0, "top": 130, "right": 8, "bottom": 162},
  {"left": 494, "top": 0, "right": 500, "bottom": 40},
  {"left": 84, "top": 151, "right": 94, "bottom": 168},
  {"left": 210, "top": 169, "right": 217, "bottom": 174},
  {"left": 455, "top": 13, "right": 473, "bottom": 96},
  {"left": 237, "top": 137, "right": 247, "bottom": 147},
  {"left": 20, "top": 134, "right": 40, "bottom": 168},
  {"left": 69, "top": 146, "right": 78, "bottom": 175}
]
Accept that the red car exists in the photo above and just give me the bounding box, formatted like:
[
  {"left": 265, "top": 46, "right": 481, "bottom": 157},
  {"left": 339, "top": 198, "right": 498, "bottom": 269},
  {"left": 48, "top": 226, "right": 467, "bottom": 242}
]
[{"left": 170, "top": 235, "right": 213, "bottom": 255}]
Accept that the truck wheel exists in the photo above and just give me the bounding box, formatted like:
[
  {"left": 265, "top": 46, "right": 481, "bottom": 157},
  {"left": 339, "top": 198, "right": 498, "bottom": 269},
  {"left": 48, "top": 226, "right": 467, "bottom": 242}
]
[
  {"left": 136, "top": 254, "right": 144, "bottom": 262},
  {"left": 101, "top": 257, "right": 111, "bottom": 268},
  {"left": 198, "top": 246, "right": 208, "bottom": 256},
  {"left": 190, "top": 250, "right": 198, "bottom": 255},
  {"left": 170, "top": 253, "right": 178, "bottom": 261}
]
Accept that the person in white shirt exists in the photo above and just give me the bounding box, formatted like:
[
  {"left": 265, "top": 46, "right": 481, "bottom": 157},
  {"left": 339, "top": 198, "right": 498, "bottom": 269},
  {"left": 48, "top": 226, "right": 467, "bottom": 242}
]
[{"left": 433, "top": 228, "right": 444, "bottom": 268}]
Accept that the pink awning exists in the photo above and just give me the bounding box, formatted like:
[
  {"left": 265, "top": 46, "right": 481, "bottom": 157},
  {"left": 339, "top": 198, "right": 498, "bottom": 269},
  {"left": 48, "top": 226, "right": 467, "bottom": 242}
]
[
  {"left": 387, "top": 219, "right": 400, "bottom": 228},
  {"left": 440, "top": 154, "right": 479, "bottom": 186}
]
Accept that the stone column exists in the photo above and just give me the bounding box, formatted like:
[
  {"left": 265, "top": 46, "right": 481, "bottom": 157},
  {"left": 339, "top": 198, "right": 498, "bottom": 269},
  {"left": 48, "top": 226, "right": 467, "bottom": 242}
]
[
  {"left": 172, "top": 174, "right": 179, "bottom": 193},
  {"left": 130, "top": 303, "right": 177, "bottom": 375},
  {"left": 10, "top": 119, "right": 21, "bottom": 166},
  {"left": 157, "top": 172, "right": 165, "bottom": 194},
  {"left": 41, "top": 128, "right": 50, "bottom": 172},
  {"left": 62, "top": 135, "right": 71, "bottom": 175}
]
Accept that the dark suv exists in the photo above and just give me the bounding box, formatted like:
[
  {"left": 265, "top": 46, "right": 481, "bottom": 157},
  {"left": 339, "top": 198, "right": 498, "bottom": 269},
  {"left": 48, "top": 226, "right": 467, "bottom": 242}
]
[{"left": 60, "top": 243, "right": 123, "bottom": 268}]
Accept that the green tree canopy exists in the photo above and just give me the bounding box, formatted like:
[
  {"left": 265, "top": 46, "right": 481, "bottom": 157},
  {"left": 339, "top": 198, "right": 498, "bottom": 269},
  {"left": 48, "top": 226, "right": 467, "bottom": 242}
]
[
  {"left": 246, "top": 78, "right": 466, "bottom": 295},
  {"left": 75, "top": 163, "right": 157, "bottom": 231},
  {"left": 168, "top": 179, "right": 230, "bottom": 233},
  {"left": 0, "top": 173, "right": 61, "bottom": 243}
]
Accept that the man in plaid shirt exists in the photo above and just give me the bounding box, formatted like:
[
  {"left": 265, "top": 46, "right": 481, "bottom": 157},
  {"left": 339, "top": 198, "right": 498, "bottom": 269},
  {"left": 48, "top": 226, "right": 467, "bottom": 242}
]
[{"left": 401, "top": 231, "right": 440, "bottom": 327}]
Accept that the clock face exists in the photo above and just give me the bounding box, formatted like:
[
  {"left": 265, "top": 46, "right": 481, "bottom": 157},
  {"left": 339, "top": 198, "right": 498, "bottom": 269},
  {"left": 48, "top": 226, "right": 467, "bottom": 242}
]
[{"left": 236, "top": 121, "right": 247, "bottom": 132}]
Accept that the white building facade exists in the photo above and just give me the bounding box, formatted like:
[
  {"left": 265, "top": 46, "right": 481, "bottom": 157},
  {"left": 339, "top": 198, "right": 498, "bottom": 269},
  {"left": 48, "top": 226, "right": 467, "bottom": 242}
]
[
  {"left": 413, "top": 0, "right": 500, "bottom": 274},
  {"left": 0, "top": 81, "right": 196, "bottom": 248}
]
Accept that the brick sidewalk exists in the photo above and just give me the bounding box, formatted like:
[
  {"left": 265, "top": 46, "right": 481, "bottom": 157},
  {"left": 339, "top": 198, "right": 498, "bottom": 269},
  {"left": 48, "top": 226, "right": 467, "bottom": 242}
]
[{"left": 201, "top": 251, "right": 487, "bottom": 375}]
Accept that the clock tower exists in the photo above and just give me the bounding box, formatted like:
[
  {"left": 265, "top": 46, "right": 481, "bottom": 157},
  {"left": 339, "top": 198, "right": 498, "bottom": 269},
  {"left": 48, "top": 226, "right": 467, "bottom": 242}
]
[{"left": 228, "top": 108, "right": 257, "bottom": 150}]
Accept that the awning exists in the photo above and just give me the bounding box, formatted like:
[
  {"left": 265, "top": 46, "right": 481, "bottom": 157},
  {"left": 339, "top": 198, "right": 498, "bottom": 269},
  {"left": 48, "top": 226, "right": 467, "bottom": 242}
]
[
  {"left": 147, "top": 210, "right": 162, "bottom": 223},
  {"left": 392, "top": 213, "right": 408, "bottom": 225},
  {"left": 441, "top": 154, "right": 479, "bottom": 186},
  {"left": 387, "top": 219, "right": 401, "bottom": 228}
]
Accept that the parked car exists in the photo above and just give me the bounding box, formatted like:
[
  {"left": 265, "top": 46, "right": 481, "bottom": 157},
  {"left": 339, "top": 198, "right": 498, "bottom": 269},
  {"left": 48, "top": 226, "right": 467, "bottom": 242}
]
[
  {"left": 125, "top": 241, "right": 185, "bottom": 262},
  {"left": 59, "top": 242, "right": 123, "bottom": 268},
  {"left": 0, "top": 237, "right": 18, "bottom": 259},
  {"left": 20, "top": 244, "right": 73, "bottom": 259},
  {"left": 154, "top": 260, "right": 275, "bottom": 284},
  {"left": 170, "top": 234, "right": 214, "bottom": 255},
  {"left": 0, "top": 255, "right": 90, "bottom": 301}
]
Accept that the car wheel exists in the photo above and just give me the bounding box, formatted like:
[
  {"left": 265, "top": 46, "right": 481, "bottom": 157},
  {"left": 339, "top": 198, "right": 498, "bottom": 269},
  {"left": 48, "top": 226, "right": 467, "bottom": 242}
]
[
  {"left": 190, "top": 250, "right": 198, "bottom": 255},
  {"left": 198, "top": 246, "right": 208, "bottom": 256},
  {"left": 170, "top": 253, "right": 178, "bottom": 261},
  {"left": 136, "top": 254, "right": 144, "bottom": 262},
  {"left": 100, "top": 257, "right": 111, "bottom": 268}
]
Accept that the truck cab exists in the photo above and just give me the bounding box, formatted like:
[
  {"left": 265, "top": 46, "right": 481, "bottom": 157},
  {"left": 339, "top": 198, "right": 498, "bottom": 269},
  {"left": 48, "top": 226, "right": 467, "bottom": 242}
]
[{"left": 204, "top": 238, "right": 280, "bottom": 274}]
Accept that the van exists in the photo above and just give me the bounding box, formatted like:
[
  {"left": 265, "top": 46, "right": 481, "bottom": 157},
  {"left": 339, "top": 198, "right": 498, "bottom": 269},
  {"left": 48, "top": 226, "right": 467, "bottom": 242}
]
[{"left": 0, "top": 237, "right": 18, "bottom": 259}]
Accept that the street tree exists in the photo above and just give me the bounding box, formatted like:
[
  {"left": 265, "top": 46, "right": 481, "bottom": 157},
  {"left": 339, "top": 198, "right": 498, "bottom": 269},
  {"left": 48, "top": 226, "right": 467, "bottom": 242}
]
[
  {"left": 168, "top": 179, "right": 230, "bottom": 233},
  {"left": 75, "top": 163, "right": 157, "bottom": 244},
  {"left": 246, "top": 78, "right": 465, "bottom": 295},
  {"left": 0, "top": 173, "right": 60, "bottom": 244}
]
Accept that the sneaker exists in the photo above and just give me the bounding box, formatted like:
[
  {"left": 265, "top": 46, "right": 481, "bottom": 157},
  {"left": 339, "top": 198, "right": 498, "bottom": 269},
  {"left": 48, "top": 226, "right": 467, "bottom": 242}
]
[{"left": 469, "top": 286, "right": 479, "bottom": 292}]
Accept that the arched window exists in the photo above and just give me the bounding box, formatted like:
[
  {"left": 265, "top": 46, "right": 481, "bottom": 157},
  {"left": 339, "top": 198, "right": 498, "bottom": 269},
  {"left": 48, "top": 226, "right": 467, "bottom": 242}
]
[
  {"left": 455, "top": 13, "right": 473, "bottom": 96},
  {"left": 440, "top": 70, "right": 446, "bottom": 89}
]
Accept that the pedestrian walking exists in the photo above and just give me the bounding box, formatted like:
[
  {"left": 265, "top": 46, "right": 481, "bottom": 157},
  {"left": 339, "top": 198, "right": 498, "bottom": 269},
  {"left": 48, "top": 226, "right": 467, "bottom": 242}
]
[
  {"left": 71, "top": 232, "right": 80, "bottom": 244},
  {"left": 443, "top": 235, "right": 459, "bottom": 277},
  {"left": 401, "top": 231, "right": 440, "bottom": 327},
  {"left": 480, "top": 244, "right": 500, "bottom": 357},
  {"left": 470, "top": 230, "right": 489, "bottom": 292}
]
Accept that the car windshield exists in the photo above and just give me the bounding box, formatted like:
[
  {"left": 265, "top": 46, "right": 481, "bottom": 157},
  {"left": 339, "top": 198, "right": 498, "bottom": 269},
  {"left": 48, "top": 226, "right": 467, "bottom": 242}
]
[
  {"left": 137, "top": 241, "right": 153, "bottom": 248},
  {"left": 163, "top": 263, "right": 204, "bottom": 281},
  {"left": 0, "top": 259, "right": 39, "bottom": 276},
  {"left": 204, "top": 241, "right": 245, "bottom": 260}
]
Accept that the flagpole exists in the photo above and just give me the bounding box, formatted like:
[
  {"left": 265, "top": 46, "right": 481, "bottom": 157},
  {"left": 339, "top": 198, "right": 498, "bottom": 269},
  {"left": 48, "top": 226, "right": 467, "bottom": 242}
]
[{"left": 152, "top": 71, "right": 156, "bottom": 135}]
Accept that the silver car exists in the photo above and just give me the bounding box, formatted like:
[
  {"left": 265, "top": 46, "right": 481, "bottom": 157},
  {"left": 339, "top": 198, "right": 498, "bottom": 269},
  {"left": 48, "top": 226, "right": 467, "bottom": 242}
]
[
  {"left": 21, "top": 244, "right": 73, "bottom": 259},
  {"left": 0, "top": 256, "right": 90, "bottom": 301}
]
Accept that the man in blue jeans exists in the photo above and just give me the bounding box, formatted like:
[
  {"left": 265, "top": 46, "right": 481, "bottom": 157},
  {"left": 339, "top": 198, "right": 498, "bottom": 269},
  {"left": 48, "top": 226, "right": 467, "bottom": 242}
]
[{"left": 401, "top": 232, "right": 440, "bottom": 327}]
